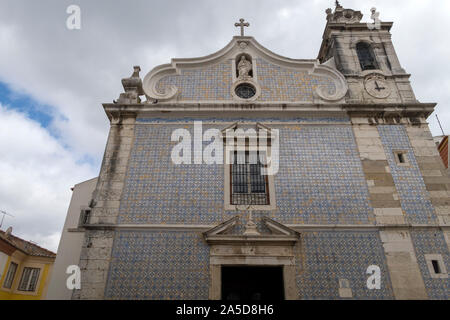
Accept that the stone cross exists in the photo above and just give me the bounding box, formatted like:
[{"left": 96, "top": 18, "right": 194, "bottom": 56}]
[{"left": 235, "top": 18, "right": 249, "bottom": 36}]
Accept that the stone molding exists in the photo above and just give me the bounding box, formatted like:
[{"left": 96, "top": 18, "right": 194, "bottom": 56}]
[
  {"left": 142, "top": 36, "right": 348, "bottom": 103},
  {"left": 203, "top": 216, "right": 300, "bottom": 300}
]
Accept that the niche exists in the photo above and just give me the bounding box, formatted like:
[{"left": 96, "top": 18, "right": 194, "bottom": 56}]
[{"left": 235, "top": 53, "right": 253, "bottom": 79}]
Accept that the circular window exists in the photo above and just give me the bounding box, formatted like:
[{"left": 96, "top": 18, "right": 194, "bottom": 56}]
[{"left": 235, "top": 83, "right": 256, "bottom": 99}]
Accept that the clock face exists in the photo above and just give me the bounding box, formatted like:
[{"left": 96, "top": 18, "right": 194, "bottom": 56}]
[{"left": 364, "top": 78, "right": 391, "bottom": 99}]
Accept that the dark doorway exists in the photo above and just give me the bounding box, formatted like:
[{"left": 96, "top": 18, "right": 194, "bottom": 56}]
[{"left": 221, "top": 266, "right": 284, "bottom": 300}]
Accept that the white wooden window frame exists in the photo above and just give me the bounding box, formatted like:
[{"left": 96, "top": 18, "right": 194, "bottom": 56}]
[
  {"left": 2, "top": 262, "right": 18, "bottom": 289},
  {"left": 17, "top": 267, "right": 41, "bottom": 292}
]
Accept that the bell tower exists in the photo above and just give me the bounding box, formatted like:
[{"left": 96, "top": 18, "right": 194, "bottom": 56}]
[{"left": 318, "top": 2, "right": 416, "bottom": 104}]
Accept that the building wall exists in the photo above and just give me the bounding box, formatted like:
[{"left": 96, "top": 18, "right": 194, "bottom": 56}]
[
  {"left": 296, "top": 231, "right": 394, "bottom": 299},
  {"left": 46, "top": 177, "right": 97, "bottom": 300},
  {"left": 0, "top": 252, "right": 8, "bottom": 281},
  {"left": 73, "top": 114, "right": 450, "bottom": 300},
  {"left": 93, "top": 118, "right": 449, "bottom": 300},
  {"left": 438, "top": 137, "right": 448, "bottom": 169},
  {"left": 378, "top": 125, "right": 437, "bottom": 224},
  {"left": 105, "top": 231, "right": 209, "bottom": 300},
  {"left": 118, "top": 118, "right": 373, "bottom": 226},
  {"left": 411, "top": 230, "right": 449, "bottom": 300},
  {"left": 73, "top": 10, "right": 450, "bottom": 298}
]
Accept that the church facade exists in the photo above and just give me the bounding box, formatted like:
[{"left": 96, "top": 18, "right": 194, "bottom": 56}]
[{"left": 73, "top": 3, "right": 449, "bottom": 300}]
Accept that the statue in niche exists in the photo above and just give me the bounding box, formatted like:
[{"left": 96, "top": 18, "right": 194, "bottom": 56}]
[{"left": 237, "top": 56, "right": 252, "bottom": 79}]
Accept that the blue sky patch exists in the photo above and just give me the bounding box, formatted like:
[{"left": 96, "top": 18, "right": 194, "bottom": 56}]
[{"left": 0, "top": 81, "right": 54, "bottom": 129}]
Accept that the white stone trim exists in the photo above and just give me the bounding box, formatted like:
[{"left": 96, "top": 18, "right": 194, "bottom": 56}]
[{"left": 142, "top": 36, "right": 348, "bottom": 103}]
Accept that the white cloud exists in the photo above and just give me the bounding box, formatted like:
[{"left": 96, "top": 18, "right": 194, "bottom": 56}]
[{"left": 0, "top": 104, "right": 96, "bottom": 252}]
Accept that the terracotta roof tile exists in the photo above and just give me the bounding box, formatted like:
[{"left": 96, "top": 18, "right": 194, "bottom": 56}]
[{"left": 0, "top": 230, "right": 56, "bottom": 258}]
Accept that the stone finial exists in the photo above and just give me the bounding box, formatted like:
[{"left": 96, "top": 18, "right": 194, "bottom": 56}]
[
  {"left": 326, "top": 3, "right": 363, "bottom": 23},
  {"left": 115, "top": 66, "right": 144, "bottom": 104}
]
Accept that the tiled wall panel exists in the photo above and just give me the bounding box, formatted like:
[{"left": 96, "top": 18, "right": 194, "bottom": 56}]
[
  {"left": 118, "top": 120, "right": 374, "bottom": 225},
  {"left": 105, "top": 231, "right": 209, "bottom": 300},
  {"left": 378, "top": 125, "right": 437, "bottom": 224},
  {"left": 296, "top": 231, "right": 394, "bottom": 299},
  {"left": 411, "top": 230, "right": 449, "bottom": 300}
]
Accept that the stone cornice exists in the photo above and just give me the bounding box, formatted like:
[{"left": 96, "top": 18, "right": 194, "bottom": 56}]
[
  {"left": 343, "top": 102, "right": 436, "bottom": 118},
  {"left": 79, "top": 223, "right": 450, "bottom": 232},
  {"left": 103, "top": 102, "right": 437, "bottom": 120}
]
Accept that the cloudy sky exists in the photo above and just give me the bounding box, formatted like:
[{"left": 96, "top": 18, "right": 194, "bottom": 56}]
[{"left": 0, "top": 0, "right": 449, "bottom": 252}]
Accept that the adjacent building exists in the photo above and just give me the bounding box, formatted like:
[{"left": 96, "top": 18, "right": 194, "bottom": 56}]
[
  {"left": 0, "top": 228, "right": 56, "bottom": 300},
  {"left": 434, "top": 135, "right": 449, "bottom": 171},
  {"left": 46, "top": 177, "right": 97, "bottom": 300}
]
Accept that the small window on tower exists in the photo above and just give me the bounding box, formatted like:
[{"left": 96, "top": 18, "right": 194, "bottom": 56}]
[
  {"left": 425, "top": 254, "right": 448, "bottom": 279},
  {"left": 394, "top": 151, "right": 409, "bottom": 166},
  {"left": 431, "top": 260, "right": 441, "bottom": 274},
  {"left": 356, "top": 42, "right": 378, "bottom": 71}
]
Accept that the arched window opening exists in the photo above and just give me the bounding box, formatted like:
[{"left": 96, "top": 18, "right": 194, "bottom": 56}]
[{"left": 356, "top": 42, "right": 378, "bottom": 71}]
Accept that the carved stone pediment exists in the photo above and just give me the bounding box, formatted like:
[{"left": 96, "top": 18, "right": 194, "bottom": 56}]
[
  {"left": 203, "top": 216, "right": 239, "bottom": 236},
  {"left": 203, "top": 216, "right": 300, "bottom": 245},
  {"left": 220, "top": 122, "right": 277, "bottom": 142},
  {"left": 204, "top": 216, "right": 301, "bottom": 300},
  {"left": 142, "top": 36, "right": 348, "bottom": 104}
]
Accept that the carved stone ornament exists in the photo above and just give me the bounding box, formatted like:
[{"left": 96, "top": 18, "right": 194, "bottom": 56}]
[
  {"left": 116, "top": 66, "right": 144, "bottom": 104},
  {"left": 326, "top": 3, "right": 363, "bottom": 24},
  {"left": 142, "top": 37, "right": 348, "bottom": 103},
  {"left": 237, "top": 56, "right": 252, "bottom": 80},
  {"left": 238, "top": 41, "right": 248, "bottom": 51},
  {"left": 364, "top": 74, "right": 391, "bottom": 99}
]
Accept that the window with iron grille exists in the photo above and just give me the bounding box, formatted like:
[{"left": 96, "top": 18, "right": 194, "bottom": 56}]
[
  {"left": 18, "top": 267, "right": 40, "bottom": 292},
  {"left": 231, "top": 151, "right": 269, "bottom": 205},
  {"left": 3, "top": 262, "right": 18, "bottom": 289},
  {"left": 356, "top": 42, "right": 378, "bottom": 71}
]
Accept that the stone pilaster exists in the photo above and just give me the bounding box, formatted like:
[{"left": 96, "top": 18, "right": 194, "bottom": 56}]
[
  {"left": 379, "top": 229, "right": 428, "bottom": 299},
  {"left": 333, "top": 36, "right": 359, "bottom": 76},
  {"left": 73, "top": 113, "right": 136, "bottom": 300},
  {"left": 352, "top": 119, "right": 404, "bottom": 225},
  {"left": 352, "top": 118, "right": 428, "bottom": 299},
  {"left": 73, "top": 230, "right": 115, "bottom": 300},
  {"left": 382, "top": 40, "right": 405, "bottom": 74},
  {"left": 90, "top": 114, "right": 136, "bottom": 225},
  {"left": 405, "top": 124, "right": 450, "bottom": 226}
]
